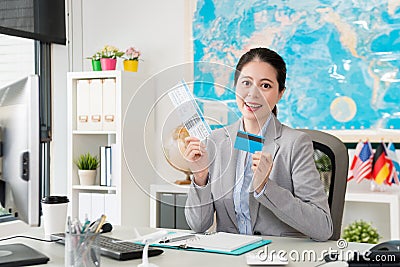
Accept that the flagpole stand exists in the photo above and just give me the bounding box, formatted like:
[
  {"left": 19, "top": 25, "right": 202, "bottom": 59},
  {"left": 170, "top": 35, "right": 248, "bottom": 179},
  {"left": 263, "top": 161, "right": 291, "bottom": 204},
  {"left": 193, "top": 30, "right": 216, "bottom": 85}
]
[{"left": 370, "top": 180, "right": 387, "bottom": 192}]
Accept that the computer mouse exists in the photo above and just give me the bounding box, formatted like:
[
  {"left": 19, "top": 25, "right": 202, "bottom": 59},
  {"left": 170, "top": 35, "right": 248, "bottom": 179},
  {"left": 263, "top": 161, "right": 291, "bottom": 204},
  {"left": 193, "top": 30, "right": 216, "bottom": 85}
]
[
  {"left": 370, "top": 240, "right": 400, "bottom": 251},
  {"left": 324, "top": 251, "right": 339, "bottom": 262},
  {"left": 101, "top": 222, "right": 113, "bottom": 233}
]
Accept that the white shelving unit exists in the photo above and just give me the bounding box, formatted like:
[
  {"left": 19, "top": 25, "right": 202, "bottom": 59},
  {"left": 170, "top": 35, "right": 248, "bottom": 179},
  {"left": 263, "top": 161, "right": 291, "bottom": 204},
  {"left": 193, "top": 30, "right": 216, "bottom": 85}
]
[
  {"left": 345, "top": 184, "right": 400, "bottom": 240},
  {"left": 67, "top": 70, "right": 155, "bottom": 227}
]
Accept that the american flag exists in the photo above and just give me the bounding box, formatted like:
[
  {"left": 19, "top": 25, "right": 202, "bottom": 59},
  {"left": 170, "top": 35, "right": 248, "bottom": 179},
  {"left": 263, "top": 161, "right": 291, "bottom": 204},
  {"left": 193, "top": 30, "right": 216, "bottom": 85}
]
[
  {"left": 347, "top": 141, "right": 363, "bottom": 181},
  {"left": 353, "top": 142, "right": 373, "bottom": 183}
]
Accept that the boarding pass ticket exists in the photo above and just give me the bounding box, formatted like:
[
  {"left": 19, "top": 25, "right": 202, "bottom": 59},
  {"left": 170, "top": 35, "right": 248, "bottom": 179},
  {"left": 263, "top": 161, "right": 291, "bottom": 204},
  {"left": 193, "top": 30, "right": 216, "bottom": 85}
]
[{"left": 168, "top": 80, "right": 211, "bottom": 140}]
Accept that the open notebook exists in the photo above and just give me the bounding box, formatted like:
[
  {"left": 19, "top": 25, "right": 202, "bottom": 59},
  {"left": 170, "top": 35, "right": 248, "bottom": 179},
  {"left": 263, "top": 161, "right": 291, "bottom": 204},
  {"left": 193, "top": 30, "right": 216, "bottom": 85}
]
[{"left": 137, "top": 232, "right": 270, "bottom": 256}]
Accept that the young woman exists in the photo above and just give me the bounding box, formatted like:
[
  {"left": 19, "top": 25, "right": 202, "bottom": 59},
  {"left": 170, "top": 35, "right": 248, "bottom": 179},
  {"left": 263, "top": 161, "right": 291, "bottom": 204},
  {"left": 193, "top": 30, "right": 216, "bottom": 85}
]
[{"left": 184, "top": 47, "right": 332, "bottom": 241}]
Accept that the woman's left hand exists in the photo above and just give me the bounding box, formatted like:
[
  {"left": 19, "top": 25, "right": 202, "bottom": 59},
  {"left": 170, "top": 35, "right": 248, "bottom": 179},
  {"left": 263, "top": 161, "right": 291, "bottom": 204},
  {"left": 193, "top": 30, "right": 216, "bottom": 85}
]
[{"left": 251, "top": 151, "right": 273, "bottom": 194}]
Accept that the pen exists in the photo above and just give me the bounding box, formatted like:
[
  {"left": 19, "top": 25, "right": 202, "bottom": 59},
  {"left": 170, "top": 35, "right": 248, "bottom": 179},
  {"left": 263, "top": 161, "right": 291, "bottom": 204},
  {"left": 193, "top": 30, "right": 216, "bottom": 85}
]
[
  {"left": 67, "top": 216, "right": 72, "bottom": 233},
  {"left": 74, "top": 219, "right": 82, "bottom": 234},
  {"left": 94, "top": 214, "right": 107, "bottom": 233},
  {"left": 177, "top": 244, "right": 204, "bottom": 250},
  {"left": 81, "top": 220, "right": 90, "bottom": 233},
  {"left": 159, "top": 234, "right": 196, "bottom": 244}
]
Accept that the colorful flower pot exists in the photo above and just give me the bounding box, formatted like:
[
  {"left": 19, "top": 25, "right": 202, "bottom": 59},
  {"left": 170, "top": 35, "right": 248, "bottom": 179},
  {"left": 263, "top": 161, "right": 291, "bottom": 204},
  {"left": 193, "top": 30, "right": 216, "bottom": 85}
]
[
  {"left": 123, "top": 60, "right": 139, "bottom": 72},
  {"left": 100, "top": 58, "right": 117, "bottom": 70},
  {"left": 91, "top": 60, "right": 102, "bottom": 71}
]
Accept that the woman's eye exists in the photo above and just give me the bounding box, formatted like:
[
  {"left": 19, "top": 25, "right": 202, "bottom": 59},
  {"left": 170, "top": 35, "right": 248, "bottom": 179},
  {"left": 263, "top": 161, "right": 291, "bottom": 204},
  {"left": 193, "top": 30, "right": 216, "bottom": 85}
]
[
  {"left": 261, "top": 83, "right": 271, "bottom": 89},
  {"left": 242, "top": 80, "right": 251, "bottom": 86}
]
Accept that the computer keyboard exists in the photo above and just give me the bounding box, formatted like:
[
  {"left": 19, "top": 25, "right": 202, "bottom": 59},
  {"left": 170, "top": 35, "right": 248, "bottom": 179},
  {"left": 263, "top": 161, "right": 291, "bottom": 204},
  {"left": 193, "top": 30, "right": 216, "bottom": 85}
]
[{"left": 51, "top": 233, "right": 164, "bottom": 261}]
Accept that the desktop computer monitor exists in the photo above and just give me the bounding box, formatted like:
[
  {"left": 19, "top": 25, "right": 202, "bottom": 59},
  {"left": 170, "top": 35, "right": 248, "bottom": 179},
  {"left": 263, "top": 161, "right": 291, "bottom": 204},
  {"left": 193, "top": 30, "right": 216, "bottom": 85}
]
[{"left": 0, "top": 75, "right": 40, "bottom": 237}]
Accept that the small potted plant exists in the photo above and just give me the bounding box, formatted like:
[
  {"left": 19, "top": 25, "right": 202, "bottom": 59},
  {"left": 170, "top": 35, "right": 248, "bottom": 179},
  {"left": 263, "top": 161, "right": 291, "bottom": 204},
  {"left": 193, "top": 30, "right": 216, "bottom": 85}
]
[
  {"left": 87, "top": 52, "right": 102, "bottom": 71},
  {"left": 342, "top": 220, "right": 380, "bottom": 244},
  {"left": 99, "top": 45, "right": 124, "bottom": 71},
  {"left": 75, "top": 152, "right": 100, "bottom": 186},
  {"left": 123, "top": 46, "right": 141, "bottom": 72}
]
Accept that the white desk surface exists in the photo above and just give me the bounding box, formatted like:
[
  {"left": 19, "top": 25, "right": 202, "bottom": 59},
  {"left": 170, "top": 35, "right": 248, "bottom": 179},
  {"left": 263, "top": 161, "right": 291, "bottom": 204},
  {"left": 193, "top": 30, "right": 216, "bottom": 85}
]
[{"left": 0, "top": 226, "right": 372, "bottom": 267}]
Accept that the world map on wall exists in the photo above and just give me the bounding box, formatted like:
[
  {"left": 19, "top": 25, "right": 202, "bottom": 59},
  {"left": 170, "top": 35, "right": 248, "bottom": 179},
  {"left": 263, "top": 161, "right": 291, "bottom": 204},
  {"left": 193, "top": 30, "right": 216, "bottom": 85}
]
[{"left": 193, "top": 0, "right": 400, "bottom": 130}]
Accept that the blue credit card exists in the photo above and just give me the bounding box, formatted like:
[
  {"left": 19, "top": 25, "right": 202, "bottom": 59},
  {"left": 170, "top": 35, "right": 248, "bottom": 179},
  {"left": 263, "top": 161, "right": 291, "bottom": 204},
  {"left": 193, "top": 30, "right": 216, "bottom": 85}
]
[{"left": 234, "top": 130, "right": 265, "bottom": 153}]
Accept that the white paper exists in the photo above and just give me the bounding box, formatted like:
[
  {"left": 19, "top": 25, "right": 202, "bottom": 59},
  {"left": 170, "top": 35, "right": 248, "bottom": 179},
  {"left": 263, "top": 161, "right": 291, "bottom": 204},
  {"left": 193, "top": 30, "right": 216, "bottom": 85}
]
[
  {"left": 185, "top": 232, "right": 262, "bottom": 252},
  {"left": 168, "top": 80, "right": 211, "bottom": 140}
]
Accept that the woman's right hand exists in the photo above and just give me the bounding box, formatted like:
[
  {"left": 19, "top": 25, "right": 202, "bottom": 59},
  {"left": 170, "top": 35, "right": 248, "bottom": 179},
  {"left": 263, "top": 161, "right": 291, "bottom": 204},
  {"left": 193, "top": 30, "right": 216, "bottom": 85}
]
[{"left": 184, "top": 137, "right": 209, "bottom": 186}]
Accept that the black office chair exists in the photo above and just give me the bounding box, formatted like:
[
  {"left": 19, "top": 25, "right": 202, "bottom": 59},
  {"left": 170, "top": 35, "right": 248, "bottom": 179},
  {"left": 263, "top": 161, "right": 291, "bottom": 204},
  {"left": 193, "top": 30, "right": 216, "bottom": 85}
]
[{"left": 298, "top": 129, "right": 348, "bottom": 241}]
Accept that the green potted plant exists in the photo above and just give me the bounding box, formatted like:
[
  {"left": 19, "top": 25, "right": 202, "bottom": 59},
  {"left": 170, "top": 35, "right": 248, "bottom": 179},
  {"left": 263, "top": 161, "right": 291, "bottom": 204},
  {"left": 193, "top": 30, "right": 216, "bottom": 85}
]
[
  {"left": 87, "top": 52, "right": 102, "bottom": 71},
  {"left": 342, "top": 220, "right": 380, "bottom": 244},
  {"left": 75, "top": 152, "right": 100, "bottom": 186}
]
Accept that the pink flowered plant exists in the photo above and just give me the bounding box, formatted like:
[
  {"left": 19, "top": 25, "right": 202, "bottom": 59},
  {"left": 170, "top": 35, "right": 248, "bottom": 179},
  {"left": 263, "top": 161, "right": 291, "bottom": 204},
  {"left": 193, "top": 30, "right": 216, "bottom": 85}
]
[{"left": 124, "top": 47, "right": 141, "bottom": 61}]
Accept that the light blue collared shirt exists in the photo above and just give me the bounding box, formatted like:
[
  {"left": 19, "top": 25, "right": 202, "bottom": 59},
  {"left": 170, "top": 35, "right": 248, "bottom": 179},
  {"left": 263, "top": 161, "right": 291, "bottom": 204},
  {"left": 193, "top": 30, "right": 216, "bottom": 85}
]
[{"left": 233, "top": 116, "right": 271, "bottom": 234}]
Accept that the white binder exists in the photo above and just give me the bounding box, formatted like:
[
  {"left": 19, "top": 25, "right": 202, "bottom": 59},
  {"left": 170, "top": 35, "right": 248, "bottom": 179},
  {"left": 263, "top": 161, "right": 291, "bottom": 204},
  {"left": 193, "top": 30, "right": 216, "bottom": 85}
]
[
  {"left": 89, "top": 79, "right": 103, "bottom": 131},
  {"left": 110, "top": 143, "right": 119, "bottom": 186},
  {"left": 105, "top": 146, "right": 112, "bottom": 186},
  {"left": 76, "top": 80, "right": 90, "bottom": 130},
  {"left": 100, "top": 146, "right": 107, "bottom": 186},
  {"left": 102, "top": 79, "right": 116, "bottom": 131}
]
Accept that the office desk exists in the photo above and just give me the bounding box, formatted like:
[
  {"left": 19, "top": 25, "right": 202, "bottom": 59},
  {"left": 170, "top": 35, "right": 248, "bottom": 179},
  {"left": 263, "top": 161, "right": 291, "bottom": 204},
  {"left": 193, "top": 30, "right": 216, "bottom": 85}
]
[{"left": 1, "top": 227, "right": 372, "bottom": 266}]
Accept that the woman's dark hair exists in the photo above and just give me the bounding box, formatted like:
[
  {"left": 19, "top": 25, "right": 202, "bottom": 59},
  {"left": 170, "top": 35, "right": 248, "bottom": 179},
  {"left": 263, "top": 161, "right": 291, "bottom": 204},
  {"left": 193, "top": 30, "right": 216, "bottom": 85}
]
[{"left": 234, "top": 47, "right": 286, "bottom": 116}]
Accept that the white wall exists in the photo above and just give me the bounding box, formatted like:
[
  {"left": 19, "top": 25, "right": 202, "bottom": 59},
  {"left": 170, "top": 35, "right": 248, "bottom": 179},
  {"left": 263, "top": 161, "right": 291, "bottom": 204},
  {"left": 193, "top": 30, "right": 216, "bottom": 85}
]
[{"left": 52, "top": 0, "right": 193, "bottom": 195}]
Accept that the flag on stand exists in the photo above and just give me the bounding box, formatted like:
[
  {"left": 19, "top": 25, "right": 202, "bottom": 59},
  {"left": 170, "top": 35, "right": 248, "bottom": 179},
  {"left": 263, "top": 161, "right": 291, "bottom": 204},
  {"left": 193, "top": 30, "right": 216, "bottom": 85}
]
[
  {"left": 372, "top": 142, "right": 394, "bottom": 185},
  {"left": 347, "top": 141, "right": 363, "bottom": 181},
  {"left": 348, "top": 141, "right": 373, "bottom": 183},
  {"left": 387, "top": 142, "right": 400, "bottom": 185}
]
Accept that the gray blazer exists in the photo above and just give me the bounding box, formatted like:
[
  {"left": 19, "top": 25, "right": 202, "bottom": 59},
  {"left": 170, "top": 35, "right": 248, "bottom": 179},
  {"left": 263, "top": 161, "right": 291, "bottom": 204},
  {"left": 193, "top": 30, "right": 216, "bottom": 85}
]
[{"left": 185, "top": 116, "right": 333, "bottom": 241}]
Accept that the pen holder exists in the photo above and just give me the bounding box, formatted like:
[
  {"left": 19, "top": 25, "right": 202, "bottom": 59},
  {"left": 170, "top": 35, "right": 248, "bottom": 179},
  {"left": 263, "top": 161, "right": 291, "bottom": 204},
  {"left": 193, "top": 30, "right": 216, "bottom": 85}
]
[{"left": 65, "top": 232, "right": 101, "bottom": 267}]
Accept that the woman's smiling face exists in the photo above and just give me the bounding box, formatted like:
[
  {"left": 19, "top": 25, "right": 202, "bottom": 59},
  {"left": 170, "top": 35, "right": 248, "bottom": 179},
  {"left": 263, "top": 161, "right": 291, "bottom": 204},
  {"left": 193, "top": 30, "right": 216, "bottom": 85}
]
[{"left": 236, "top": 60, "right": 285, "bottom": 126}]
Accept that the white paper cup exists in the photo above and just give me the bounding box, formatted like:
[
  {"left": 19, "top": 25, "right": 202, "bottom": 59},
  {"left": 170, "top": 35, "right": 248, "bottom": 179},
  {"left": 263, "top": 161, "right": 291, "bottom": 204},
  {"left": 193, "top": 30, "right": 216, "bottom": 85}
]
[{"left": 41, "top": 196, "right": 69, "bottom": 237}]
